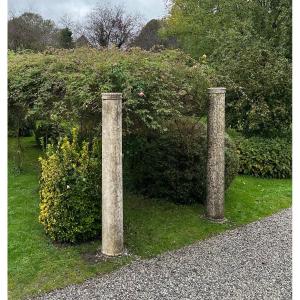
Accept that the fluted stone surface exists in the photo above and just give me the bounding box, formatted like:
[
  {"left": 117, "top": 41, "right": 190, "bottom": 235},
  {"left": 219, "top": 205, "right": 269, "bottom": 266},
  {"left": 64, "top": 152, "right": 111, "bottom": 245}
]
[
  {"left": 206, "top": 87, "right": 226, "bottom": 220},
  {"left": 101, "top": 93, "right": 123, "bottom": 256}
]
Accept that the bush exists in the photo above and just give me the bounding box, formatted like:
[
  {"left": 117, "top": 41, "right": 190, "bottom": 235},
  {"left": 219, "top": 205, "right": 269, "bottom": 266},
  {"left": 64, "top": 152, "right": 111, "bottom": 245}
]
[
  {"left": 235, "top": 136, "right": 292, "bottom": 178},
  {"left": 124, "top": 118, "right": 239, "bottom": 204},
  {"left": 8, "top": 48, "right": 215, "bottom": 140},
  {"left": 39, "top": 129, "right": 101, "bottom": 243},
  {"left": 34, "top": 122, "right": 65, "bottom": 147}
]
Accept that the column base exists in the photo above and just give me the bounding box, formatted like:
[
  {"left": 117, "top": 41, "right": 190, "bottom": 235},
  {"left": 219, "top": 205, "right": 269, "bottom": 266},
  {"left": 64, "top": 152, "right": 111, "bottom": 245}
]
[
  {"left": 101, "top": 249, "right": 124, "bottom": 257},
  {"left": 205, "top": 216, "right": 227, "bottom": 224}
]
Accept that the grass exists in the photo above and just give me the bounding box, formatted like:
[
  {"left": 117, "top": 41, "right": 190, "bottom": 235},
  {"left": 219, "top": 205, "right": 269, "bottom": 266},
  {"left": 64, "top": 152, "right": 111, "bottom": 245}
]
[{"left": 8, "top": 137, "right": 292, "bottom": 300}]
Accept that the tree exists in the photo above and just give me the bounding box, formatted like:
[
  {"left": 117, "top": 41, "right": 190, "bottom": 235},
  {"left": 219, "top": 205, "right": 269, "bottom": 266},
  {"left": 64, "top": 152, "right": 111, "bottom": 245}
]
[
  {"left": 163, "top": 0, "right": 291, "bottom": 59},
  {"left": 162, "top": 0, "right": 237, "bottom": 57},
  {"left": 212, "top": 31, "right": 292, "bottom": 137},
  {"left": 85, "top": 4, "right": 141, "bottom": 48},
  {"left": 163, "top": 0, "right": 292, "bottom": 137},
  {"left": 58, "top": 27, "right": 73, "bottom": 49},
  {"left": 8, "top": 12, "right": 58, "bottom": 51},
  {"left": 131, "top": 19, "right": 177, "bottom": 50},
  {"left": 248, "top": 0, "right": 292, "bottom": 59}
]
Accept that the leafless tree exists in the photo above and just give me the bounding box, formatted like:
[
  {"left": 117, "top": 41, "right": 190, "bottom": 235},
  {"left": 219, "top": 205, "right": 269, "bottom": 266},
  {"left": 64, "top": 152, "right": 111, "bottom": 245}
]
[
  {"left": 59, "top": 14, "right": 74, "bottom": 29},
  {"left": 85, "top": 4, "right": 142, "bottom": 48},
  {"left": 59, "top": 14, "right": 86, "bottom": 40},
  {"left": 8, "top": 9, "right": 16, "bottom": 21}
]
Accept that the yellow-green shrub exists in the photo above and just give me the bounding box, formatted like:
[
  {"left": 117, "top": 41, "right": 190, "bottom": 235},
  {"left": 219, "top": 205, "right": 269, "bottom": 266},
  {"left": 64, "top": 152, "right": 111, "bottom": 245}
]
[{"left": 39, "top": 129, "right": 101, "bottom": 243}]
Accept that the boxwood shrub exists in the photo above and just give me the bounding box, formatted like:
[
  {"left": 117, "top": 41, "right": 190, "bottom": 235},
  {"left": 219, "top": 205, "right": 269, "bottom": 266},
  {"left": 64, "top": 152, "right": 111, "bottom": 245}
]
[
  {"left": 124, "top": 118, "right": 239, "bottom": 204},
  {"left": 39, "top": 129, "right": 101, "bottom": 243},
  {"left": 235, "top": 136, "right": 292, "bottom": 178}
]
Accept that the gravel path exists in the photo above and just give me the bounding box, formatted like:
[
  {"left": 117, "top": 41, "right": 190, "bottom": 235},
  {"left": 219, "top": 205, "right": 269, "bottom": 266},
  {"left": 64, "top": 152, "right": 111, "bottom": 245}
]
[{"left": 34, "top": 209, "right": 292, "bottom": 300}]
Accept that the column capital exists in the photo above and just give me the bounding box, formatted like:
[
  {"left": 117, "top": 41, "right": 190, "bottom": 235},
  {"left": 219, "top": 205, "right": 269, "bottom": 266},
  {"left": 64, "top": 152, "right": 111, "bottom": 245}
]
[
  {"left": 208, "top": 87, "right": 226, "bottom": 94},
  {"left": 102, "top": 93, "right": 122, "bottom": 101}
]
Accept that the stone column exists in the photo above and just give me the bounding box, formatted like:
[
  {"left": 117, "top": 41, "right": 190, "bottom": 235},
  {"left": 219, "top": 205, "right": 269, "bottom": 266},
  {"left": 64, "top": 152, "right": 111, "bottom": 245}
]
[
  {"left": 206, "top": 87, "right": 226, "bottom": 221},
  {"left": 101, "top": 93, "right": 123, "bottom": 256}
]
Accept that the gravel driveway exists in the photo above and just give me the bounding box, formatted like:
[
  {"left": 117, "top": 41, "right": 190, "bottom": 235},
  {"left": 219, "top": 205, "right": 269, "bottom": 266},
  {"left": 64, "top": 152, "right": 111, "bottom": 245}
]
[{"left": 33, "top": 209, "right": 292, "bottom": 300}]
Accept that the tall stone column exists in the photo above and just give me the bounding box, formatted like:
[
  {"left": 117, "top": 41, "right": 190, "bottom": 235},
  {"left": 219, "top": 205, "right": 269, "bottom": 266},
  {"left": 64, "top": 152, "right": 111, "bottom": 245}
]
[
  {"left": 206, "top": 87, "right": 226, "bottom": 221},
  {"left": 101, "top": 93, "right": 123, "bottom": 256}
]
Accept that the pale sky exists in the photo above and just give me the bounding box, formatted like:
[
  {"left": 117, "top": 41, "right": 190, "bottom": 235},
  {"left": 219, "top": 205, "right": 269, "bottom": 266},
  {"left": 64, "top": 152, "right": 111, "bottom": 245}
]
[{"left": 8, "top": 0, "right": 168, "bottom": 24}]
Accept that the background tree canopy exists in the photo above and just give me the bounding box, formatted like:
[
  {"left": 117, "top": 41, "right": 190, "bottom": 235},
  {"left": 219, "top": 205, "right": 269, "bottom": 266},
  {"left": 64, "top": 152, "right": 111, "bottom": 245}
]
[
  {"left": 162, "top": 0, "right": 292, "bottom": 137},
  {"left": 8, "top": 12, "right": 58, "bottom": 51},
  {"left": 8, "top": 4, "right": 142, "bottom": 51},
  {"left": 163, "top": 0, "right": 291, "bottom": 59}
]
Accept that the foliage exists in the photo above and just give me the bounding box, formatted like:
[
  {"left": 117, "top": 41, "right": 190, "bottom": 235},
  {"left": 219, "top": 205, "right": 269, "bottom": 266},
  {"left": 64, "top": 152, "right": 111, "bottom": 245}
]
[
  {"left": 248, "top": 0, "right": 292, "bottom": 59},
  {"left": 58, "top": 27, "right": 74, "bottom": 49},
  {"left": 7, "top": 64, "right": 38, "bottom": 133},
  {"left": 163, "top": 0, "right": 292, "bottom": 137},
  {"left": 39, "top": 129, "right": 101, "bottom": 243},
  {"left": 212, "top": 34, "right": 292, "bottom": 137},
  {"left": 34, "top": 121, "right": 66, "bottom": 148},
  {"left": 162, "top": 0, "right": 235, "bottom": 57},
  {"left": 8, "top": 47, "right": 215, "bottom": 141},
  {"left": 235, "top": 135, "right": 292, "bottom": 178},
  {"left": 8, "top": 12, "right": 58, "bottom": 51},
  {"left": 163, "top": 0, "right": 291, "bottom": 59},
  {"left": 125, "top": 118, "right": 239, "bottom": 204},
  {"left": 18, "top": 120, "right": 34, "bottom": 136}
]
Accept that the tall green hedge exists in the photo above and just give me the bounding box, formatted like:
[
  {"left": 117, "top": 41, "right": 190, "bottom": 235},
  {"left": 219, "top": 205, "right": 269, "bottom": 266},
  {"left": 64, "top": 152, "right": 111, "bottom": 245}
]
[{"left": 8, "top": 47, "right": 216, "bottom": 142}]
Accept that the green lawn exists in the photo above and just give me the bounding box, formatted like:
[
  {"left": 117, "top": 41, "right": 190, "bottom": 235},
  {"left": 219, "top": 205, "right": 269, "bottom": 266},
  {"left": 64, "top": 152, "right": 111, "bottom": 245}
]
[{"left": 8, "top": 137, "right": 292, "bottom": 300}]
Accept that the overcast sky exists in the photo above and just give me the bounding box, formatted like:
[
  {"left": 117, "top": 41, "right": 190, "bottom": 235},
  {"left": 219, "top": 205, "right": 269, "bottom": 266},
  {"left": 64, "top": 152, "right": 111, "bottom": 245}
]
[{"left": 8, "top": 0, "right": 168, "bottom": 24}]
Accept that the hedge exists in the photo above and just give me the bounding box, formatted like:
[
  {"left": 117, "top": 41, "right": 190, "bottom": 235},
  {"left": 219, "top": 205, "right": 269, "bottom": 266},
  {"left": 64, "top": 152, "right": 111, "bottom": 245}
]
[
  {"left": 8, "top": 47, "right": 216, "bottom": 142},
  {"left": 235, "top": 136, "right": 292, "bottom": 178}
]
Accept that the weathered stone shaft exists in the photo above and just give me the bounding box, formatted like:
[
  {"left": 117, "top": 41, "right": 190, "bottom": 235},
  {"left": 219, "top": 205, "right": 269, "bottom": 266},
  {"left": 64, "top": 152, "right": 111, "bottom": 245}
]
[
  {"left": 101, "top": 93, "right": 123, "bottom": 256},
  {"left": 206, "top": 87, "right": 226, "bottom": 220}
]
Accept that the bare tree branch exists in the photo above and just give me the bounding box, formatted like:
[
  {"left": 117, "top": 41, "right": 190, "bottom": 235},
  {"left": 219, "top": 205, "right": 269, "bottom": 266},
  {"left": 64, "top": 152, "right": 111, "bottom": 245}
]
[
  {"left": 59, "top": 14, "right": 86, "bottom": 40},
  {"left": 85, "top": 4, "right": 142, "bottom": 48}
]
